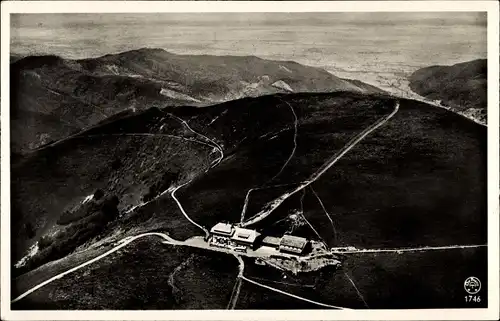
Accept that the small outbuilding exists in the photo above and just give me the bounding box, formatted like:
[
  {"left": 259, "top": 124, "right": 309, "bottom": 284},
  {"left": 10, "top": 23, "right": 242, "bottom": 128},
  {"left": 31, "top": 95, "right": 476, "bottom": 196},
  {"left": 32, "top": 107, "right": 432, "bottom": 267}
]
[
  {"left": 261, "top": 236, "right": 281, "bottom": 248},
  {"left": 279, "top": 235, "right": 310, "bottom": 255}
]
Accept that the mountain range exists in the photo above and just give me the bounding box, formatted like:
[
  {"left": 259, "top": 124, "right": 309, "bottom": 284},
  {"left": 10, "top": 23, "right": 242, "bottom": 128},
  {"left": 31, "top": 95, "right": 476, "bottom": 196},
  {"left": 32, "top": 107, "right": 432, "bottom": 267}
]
[
  {"left": 10, "top": 49, "right": 487, "bottom": 309},
  {"left": 10, "top": 48, "right": 383, "bottom": 153},
  {"left": 408, "top": 59, "right": 487, "bottom": 124}
]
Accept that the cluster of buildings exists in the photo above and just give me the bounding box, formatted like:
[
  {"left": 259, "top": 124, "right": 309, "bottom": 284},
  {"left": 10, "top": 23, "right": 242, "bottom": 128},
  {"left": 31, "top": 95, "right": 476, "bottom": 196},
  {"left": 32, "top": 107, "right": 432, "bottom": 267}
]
[{"left": 209, "top": 222, "right": 310, "bottom": 255}]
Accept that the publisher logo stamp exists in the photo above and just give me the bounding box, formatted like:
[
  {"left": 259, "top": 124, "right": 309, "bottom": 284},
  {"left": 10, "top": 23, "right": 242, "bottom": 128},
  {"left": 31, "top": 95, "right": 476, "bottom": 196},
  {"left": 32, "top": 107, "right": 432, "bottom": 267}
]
[{"left": 464, "top": 276, "right": 481, "bottom": 295}]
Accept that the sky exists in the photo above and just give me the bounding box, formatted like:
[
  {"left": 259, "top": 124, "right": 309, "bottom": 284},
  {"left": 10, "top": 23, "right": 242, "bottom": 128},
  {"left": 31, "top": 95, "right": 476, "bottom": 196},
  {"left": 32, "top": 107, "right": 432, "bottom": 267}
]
[{"left": 10, "top": 12, "right": 487, "bottom": 92}]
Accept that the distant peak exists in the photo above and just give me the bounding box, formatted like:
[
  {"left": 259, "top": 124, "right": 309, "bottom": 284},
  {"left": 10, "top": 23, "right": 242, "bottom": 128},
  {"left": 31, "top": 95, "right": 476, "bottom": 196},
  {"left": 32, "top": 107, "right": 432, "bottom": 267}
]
[
  {"left": 12, "top": 55, "right": 64, "bottom": 69},
  {"left": 127, "top": 48, "right": 172, "bottom": 56},
  {"left": 88, "top": 48, "right": 173, "bottom": 62},
  {"left": 135, "top": 47, "right": 169, "bottom": 53},
  {"left": 99, "top": 48, "right": 174, "bottom": 60}
]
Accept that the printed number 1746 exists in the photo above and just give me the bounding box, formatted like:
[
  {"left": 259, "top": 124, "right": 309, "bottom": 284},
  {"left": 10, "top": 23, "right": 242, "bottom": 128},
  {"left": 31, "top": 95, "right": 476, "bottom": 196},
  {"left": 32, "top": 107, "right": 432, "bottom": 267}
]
[{"left": 465, "top": 295, "right": 481, "bottom": 303}]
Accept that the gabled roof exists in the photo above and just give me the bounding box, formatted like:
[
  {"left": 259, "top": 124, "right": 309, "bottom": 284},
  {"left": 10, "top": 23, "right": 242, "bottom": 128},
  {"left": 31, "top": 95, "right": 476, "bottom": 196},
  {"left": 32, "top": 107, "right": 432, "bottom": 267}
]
[
  {"left": 262, "top": 236, "right": 281, "bottom": 247},
  {"left": 231, "top": 227, "right": 259, "bottom": 244},
  {"left": 210, "top": 223, "right": 234, "bottom": 236},
  {"left": 280, "top": 235, "right": 308, "bottom": 249}
]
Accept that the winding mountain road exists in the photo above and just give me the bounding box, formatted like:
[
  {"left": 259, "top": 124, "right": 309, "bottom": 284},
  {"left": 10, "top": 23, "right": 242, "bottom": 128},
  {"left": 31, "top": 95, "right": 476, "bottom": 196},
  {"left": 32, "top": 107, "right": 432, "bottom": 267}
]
[
  {"left": 167, "top": 113, "right": 224, "bottom": 168},
  {"left": 14, "top": 98, "right": 481, "bottom": 310},
  {"left": 120, "top": 114, "right": 224, "bottom": 226},
  {"left": 171, "top": 182, "right": 210, "bottom": 239},
  {"left": 161, "top": 115, "right": 223, "bottom": 239},
  {"left": 241, "top": 100, "right": 400, "bottom": 227},
  {"left": 13, "top": 233, "right": 485, "bottom": 305},
  {"left": 13, "top": 114, "right": 223, "bottom": 304},
  {"left": 88, "top": 132, "right": 218, "bottom": 215},
  {"left": 239, "top": 98, "right": 299, "bottom": 223},
  {"left": 11, "top": 232, "right": 180, "bottom": 303}
]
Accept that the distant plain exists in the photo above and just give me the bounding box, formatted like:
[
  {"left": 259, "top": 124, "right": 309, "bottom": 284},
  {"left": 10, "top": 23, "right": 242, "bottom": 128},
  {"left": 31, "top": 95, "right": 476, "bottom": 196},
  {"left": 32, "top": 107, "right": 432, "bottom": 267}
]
[{"left": 10, "top": 12, "right": 487, "bottom": 95}]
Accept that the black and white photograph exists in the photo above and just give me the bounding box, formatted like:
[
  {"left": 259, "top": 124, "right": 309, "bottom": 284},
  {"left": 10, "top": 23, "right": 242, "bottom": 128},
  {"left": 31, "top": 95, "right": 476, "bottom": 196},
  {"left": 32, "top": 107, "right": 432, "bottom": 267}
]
[{"left": 1, "top": 1, "right": 499, "bottom": 319}]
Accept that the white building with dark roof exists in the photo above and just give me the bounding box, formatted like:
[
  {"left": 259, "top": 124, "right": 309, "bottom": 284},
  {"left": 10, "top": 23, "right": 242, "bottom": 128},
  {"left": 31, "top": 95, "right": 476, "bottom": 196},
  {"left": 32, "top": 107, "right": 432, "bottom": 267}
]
[
  {"left": 209, "top": 222, "right": 310, "bottom": 255},
  {"left": 231, "top": 227, "right": 260, "bottom": 250},
  {"left": 209, "top": 223, "right": 235, "bottom": 248},
  {"left": 210, "top": 222, "right": 234, "bottom": 236},
  {"left": 209, "top": 223, "right": 260, "bottom": 250}
]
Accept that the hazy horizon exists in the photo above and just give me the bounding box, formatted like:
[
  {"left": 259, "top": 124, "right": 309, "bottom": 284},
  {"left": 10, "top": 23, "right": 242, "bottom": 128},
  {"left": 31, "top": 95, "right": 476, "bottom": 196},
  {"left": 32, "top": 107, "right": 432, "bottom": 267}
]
[{"left": 10, "top": 12, "right": 487, "bottom": 93}]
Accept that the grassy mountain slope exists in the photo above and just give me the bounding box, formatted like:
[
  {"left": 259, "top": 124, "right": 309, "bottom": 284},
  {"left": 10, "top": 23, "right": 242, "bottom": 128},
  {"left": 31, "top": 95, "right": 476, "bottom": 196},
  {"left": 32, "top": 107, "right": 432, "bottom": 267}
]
[
  {"left": 13, "top": 238, "right": 239, "bottom": 310},
  {"left": 10, "top": 54, "right": 186, "bottom": 153},
  {"left": 11, "top": 106, "right": 212, "bottom": 267},
  {"left": 79, "top": 48, "right": 383, "bottom": 100},
  {"left": 11, "top": 49, "right": 383, "bottom": 153},
  {"left": 178, "top": 94, "right": 486, "bottom": 248},
  {"left": 408, "top": 59, "right": 487, "bottom": 123},
  {"left": 12, "top": 91, "right": 486, "bottom": 309}
]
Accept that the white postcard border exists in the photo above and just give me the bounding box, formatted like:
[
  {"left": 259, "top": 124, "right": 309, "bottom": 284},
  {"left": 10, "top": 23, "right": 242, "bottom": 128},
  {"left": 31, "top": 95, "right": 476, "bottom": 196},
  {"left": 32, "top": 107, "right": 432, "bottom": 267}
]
[{"left": 1, "top": 1, "right": 498, "bottom": 320}]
